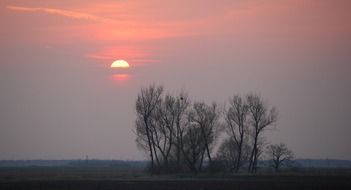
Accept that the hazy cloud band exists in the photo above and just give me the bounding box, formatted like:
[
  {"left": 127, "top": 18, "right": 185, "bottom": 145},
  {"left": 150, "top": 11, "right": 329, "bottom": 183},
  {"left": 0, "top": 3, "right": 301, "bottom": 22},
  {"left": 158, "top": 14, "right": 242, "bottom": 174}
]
[{"left": 6, "top": 5, "right": 113, "bottom": 22}]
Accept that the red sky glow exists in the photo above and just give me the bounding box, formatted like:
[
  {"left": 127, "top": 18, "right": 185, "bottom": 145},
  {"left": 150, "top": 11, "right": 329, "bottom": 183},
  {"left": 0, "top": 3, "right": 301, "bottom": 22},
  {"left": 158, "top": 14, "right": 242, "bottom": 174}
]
[{"left": 1, "top": 0, "right": 351, "bottom": 160}]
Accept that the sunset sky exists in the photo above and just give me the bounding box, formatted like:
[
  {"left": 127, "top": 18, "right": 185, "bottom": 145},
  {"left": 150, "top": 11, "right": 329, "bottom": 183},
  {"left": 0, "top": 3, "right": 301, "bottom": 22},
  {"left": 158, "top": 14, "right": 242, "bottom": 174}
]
[{"left": 1, "top": 0, "right": 351, "bottom": 160}]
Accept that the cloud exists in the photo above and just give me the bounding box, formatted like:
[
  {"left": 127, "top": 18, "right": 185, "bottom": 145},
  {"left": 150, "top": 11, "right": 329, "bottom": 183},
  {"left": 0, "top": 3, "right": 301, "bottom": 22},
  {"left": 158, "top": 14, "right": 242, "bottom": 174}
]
[
  {"left": 86, "top": 45, "right": 159, "bottom": 66},
  {"left": 6, "top": 5, "right": 113, "bottom": 22}
]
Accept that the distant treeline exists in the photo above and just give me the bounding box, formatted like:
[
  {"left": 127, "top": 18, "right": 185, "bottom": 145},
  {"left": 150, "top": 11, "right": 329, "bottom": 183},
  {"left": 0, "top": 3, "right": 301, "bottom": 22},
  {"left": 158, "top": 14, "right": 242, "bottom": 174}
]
[
  {"left": 0, "top": 159, "right": 350, "bottom": 168},
  {"left": 0, "top": 160, "right": 147, "bottom": 168}
]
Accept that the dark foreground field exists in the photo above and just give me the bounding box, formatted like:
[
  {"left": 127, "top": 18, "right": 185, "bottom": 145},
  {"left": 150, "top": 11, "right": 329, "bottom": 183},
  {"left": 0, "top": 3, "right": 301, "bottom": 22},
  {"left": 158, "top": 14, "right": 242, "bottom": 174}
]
[
  {"left": 1, "top": 177, "right": 351, "bottom": 190},
  {"left": 1, "top": 167, "right": 351, "bottom": 190}
]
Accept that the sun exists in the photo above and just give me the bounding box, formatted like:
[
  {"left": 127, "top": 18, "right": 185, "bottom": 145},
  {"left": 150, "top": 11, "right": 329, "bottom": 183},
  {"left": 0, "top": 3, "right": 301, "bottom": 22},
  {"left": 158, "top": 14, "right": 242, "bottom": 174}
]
[{"left": 111, "top": 60, "right": 130, "bottom": 68}]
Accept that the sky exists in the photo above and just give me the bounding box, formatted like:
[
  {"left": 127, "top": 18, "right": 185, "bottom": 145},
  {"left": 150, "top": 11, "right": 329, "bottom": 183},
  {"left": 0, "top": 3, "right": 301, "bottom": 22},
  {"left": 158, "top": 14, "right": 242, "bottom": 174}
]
[{"left": 1, "top": 0, "right": 351, "bottom": 160}]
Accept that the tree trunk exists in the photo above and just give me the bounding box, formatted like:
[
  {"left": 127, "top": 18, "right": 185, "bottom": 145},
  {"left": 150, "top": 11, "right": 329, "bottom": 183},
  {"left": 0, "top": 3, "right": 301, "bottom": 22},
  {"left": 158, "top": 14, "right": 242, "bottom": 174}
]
[
  {"left": 144, "top": 119, "right": 154, "bottom": 172},
  {"left": 248, "top": 133, "right": 258, "bottom": 173},
  {"left": 235, "top": 140, "right": 243, "bottom": 172},
  {"left": 200, "top": 126, "right": 213, "bottom": 172}
]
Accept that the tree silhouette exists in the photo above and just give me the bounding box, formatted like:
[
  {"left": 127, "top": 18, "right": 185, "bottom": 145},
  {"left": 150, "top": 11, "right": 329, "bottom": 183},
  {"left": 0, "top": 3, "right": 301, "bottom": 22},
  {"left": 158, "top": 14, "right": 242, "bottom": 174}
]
[
  {"left": 223, "top": 95, "right": 249, "bottom": 172},
  {"left": 188, "top": 102, "right": 220, "bottom": 172},
  {"left": 135, "top": 85, "right": 281, "bottom": 174},
  {"left": 267, "top": 143, "right": 294, "bottom": 172},
  {"left": 135, "top": 85, "right": 163, "bottom": 172},
  {"left": 247, "top": 94, "right": 278, "bottom": 173}
]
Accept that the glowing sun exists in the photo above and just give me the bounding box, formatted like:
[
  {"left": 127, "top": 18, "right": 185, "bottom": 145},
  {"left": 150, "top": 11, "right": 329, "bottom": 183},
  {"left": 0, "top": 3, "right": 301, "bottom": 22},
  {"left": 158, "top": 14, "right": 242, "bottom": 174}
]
[{"left": 111, "top": 60, "right": 130, "bottom": 68}]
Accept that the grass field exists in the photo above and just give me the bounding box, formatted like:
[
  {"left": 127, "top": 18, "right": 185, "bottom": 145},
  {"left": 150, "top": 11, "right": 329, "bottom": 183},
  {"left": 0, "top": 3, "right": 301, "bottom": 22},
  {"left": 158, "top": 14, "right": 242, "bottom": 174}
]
[{"left": 0, "top": 167, "right": 351, "bottom": 190}]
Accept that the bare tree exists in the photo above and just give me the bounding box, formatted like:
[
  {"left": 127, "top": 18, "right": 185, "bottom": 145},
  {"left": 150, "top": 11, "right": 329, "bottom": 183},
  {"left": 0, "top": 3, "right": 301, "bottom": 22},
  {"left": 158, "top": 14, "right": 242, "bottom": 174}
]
[
  {"left": 135, "top": 86, "right": 281, "bottom": 175},
  {"left": 182, "top": 123, "right": 206, "bottom": 173},
  {"left": 171, "top": 92, "right": 190, "bottom": 171},
  {"left": 224, "top": 95, "right": 249, "bottom": 172},
  {"left": 215, "top": 138, "right": 238, "bottom": 172},
  {"left": 188, "top": 102, "right": 220, "bottom": 171},
  {"left": 267, "top": 143, "right": 294, "bottom": 172},
  {"left": 148, "top": 97, "right": 174, "bottom": 168},
  {"left": 247, "top": 94, "right": 278, "bottom": 173},
  {"left": 135, "top": 85, "right": 163, "bottom": 172},
  {"left": 216, "top": 138, "right": 251, "bottom": 172},
  {"left": 136, "top": 87, "right": 192, "bottom": 173}
]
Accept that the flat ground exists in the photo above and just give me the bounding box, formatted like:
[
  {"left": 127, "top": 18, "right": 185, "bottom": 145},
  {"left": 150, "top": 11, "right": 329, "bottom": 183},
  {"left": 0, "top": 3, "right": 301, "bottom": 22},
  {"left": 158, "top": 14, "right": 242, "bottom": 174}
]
[{"left": 0, "top": 167, "right": 350, "bottom": 190}]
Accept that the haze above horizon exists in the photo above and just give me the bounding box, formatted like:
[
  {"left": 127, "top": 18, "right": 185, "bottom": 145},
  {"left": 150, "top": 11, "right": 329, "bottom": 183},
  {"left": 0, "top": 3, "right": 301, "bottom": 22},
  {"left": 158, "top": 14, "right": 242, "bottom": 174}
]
[{"left": 0, "top": 0, "right": 350, "bottom": 160}]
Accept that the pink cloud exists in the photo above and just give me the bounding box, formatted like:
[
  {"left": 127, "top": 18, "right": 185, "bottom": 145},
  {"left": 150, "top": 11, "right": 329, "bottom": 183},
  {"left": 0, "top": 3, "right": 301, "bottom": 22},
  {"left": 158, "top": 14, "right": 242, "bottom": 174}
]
[{"left": 6, "top": 5, "right": 113, "bottom": 22}]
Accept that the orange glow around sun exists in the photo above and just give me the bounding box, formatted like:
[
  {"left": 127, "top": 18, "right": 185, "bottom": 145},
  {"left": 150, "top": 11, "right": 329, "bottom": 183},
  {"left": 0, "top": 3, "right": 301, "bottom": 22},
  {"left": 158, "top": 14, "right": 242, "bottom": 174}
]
[
  {"left": 112, "top": 74, "right": 131, "bottom": 84},
  {"left": 111, "top": 60, "right": 130, "bottom": 68}
]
